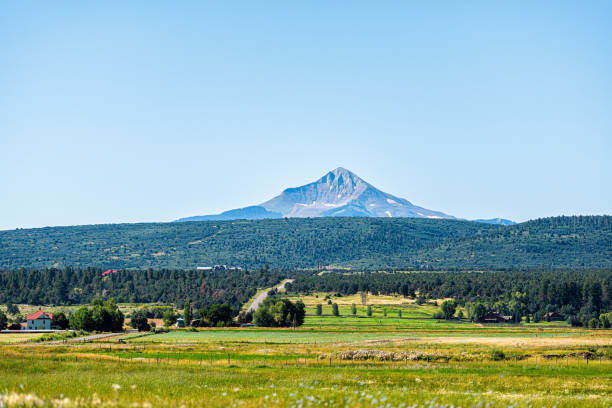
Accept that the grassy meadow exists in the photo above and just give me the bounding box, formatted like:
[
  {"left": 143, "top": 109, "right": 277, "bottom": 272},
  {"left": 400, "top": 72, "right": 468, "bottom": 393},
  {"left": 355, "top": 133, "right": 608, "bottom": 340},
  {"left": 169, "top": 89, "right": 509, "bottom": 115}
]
[{"left": 1, "top": 294, "right": 611, "bottom": 407}]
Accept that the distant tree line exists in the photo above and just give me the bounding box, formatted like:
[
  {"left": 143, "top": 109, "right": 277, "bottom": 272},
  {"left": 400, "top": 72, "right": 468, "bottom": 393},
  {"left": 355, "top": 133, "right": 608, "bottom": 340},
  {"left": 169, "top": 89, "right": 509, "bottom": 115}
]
[
  {"left": 0, "top": 267, "right": 286, "bottom": 313},
  {"left": 287, "top": 269, "right": 612, "bottom": 326}
]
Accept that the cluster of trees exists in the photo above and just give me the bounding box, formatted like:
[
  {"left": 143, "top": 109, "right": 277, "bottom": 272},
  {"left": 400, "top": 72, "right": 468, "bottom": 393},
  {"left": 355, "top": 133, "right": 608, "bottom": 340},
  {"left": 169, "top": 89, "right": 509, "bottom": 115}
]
[
  {"left": 69, "top": 298, "right": 124, "bottom": 332},
  {"left": 288, "top": 269, "right": 612, "bottom": 326},
  {"left": 192, "top": 304, "right": 233, "bottom": 327},
  {"left": 253, "top": 298, "right": 306, "bottom": 327},
  {"left": 0, "top": 267, "right": 285, "bottom": 312},
  {"left": 4, "top": 216, "right": 609, "bottom": 271}
]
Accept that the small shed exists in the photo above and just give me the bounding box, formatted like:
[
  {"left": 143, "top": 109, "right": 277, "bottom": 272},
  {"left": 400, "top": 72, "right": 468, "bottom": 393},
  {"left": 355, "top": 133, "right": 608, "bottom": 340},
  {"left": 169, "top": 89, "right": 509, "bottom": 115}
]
[{"left": 175, "top": 318, "right": 185, "bottom": 328}]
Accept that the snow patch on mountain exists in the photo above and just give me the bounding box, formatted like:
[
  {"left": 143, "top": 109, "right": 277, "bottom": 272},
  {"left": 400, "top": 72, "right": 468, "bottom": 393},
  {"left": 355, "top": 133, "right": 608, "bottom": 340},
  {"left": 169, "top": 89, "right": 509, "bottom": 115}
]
[{"left": 176, "top": 167, "right": 514, "bottom": 224}]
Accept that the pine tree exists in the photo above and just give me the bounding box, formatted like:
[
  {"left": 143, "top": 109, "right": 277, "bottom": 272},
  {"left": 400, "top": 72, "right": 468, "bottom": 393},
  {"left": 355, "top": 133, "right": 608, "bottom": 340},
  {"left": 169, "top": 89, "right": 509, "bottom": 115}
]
[
  {"left": 184, "top": 301, "right": 193, "bottom": 326},
  {"left": 332, "top": 303, "right": 339, "bottom": 316}
]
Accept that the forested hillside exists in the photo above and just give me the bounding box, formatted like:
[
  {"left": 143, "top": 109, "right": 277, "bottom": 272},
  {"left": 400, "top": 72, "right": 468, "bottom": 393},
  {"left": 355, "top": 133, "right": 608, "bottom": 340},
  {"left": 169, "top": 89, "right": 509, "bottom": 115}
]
[
  {"left": 409, "top": 215, "right": 612, "bottom": 269},
  {"left": 0, "top": 216, "right": 610, "bottom": 270},
  {"left": 0, "top": 218, "right": 497, "bottom": 270}
]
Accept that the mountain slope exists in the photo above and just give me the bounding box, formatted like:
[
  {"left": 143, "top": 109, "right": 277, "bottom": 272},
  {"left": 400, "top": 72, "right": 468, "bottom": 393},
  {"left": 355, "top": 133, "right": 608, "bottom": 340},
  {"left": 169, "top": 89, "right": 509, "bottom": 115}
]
[
  {"left": 178, "top": 167, "right": 455, "bottom": 221},
  {"left": 177, "top": 206, "right": 282, "bottom": 222},
  {"left": 473, "top": 218, "right": 516, "bottom": 226},
  {"left": 0, "top": 218, "right": 498, "bottom": 270},
  {"left": 350, "top": 215, "right": 612, "bottom": 269}
]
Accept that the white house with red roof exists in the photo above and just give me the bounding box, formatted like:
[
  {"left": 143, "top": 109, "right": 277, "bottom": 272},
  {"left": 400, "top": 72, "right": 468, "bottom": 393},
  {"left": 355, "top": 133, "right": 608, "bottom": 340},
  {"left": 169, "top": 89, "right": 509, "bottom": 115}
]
[{"left": 25, "top": 310, "right": 53, "bottom": 330}]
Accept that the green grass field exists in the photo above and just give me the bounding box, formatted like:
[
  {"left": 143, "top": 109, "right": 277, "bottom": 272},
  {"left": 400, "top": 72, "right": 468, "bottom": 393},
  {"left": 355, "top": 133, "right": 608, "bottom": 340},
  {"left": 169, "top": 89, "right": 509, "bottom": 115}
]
[
  {"left": 2, "top": 295, "right": 610, "bottom": 407},
  {"left": 1, "top": 352, "right": 611, "bottom": 407}
]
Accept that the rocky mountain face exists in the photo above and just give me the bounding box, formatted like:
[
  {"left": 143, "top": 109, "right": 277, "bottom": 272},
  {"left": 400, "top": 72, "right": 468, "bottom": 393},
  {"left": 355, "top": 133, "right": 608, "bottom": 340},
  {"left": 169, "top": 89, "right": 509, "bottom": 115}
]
[
  {"left": 259, "top": 167, "right": 453, "bottom": 219},
  {"left": 176, "top": 167, "right": 456, "bottom": 221}
]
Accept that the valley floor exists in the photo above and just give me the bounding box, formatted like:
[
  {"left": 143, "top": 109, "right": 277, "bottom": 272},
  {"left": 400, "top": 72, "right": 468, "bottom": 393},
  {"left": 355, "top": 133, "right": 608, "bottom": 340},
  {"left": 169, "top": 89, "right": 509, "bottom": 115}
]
[{"left": 2, "top": 322, "right": 611, "bottom": 407}]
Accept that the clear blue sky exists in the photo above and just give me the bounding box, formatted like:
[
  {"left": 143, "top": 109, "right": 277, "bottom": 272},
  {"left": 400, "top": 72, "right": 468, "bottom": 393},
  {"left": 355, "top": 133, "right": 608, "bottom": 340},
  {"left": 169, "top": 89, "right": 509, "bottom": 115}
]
[{"left": 1, "top": 1, "right": 611, "bottom": 230}]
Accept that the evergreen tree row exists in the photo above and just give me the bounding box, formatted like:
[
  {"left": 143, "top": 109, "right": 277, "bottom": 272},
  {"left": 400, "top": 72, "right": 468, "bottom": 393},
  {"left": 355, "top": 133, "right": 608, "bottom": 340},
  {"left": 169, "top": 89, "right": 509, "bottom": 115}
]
[{"left": 0, "top": 267, "right": 286, "bottom": 313}]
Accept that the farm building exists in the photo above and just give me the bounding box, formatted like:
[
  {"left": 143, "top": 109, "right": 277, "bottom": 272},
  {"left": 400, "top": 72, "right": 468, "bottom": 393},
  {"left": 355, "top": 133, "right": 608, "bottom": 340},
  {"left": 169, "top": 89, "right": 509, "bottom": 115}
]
[
  {"left": 25, "top": 310, "right": 53, "bottom": 330},
  {"left": 543, "top": 312, "right": 564, "bottom": 321},
  {"left": 480, "top": 312, "right": 512, "bottom": 324},
  {"left": 175, "top": 318, "right": 185, "bottom": 328}
]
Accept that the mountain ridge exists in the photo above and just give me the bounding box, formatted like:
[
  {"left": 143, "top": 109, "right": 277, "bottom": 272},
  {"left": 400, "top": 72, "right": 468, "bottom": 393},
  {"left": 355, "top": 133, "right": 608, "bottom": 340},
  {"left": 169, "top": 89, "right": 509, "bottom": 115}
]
[
  {"left": 177, "top": 167, "right": 502, "bottom": 222},
  {"left": 0, "top": 216, "right": 609, "bottom": 270}
]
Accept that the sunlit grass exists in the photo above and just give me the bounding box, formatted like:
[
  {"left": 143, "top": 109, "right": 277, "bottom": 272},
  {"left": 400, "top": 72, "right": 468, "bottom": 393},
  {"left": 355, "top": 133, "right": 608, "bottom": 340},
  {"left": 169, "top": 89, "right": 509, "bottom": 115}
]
[
  {"left": 1, "top": 355, "right": 611, "bottom": 407},
  {"left": 0, "top": 333, "right": 44, "bottom": 344}
]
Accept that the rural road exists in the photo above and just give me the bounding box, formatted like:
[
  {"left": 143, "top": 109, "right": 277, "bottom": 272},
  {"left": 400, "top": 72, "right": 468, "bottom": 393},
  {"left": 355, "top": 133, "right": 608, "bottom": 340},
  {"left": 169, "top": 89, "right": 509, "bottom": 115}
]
[
  {"left": 47, "top": 332, "right": 126, "bottom": 344},
  {"left": 246, "top": 279, "right": 294, "bottom": 313}
]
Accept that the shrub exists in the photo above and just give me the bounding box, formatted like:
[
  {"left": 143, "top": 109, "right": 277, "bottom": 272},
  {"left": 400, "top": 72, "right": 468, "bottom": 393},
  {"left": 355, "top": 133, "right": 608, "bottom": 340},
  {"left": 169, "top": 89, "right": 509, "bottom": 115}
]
[
  {"left": 367, "top": 305, "right": 372, "bottom": 317},
  {"left": 350, "top": 304, "right": 357, "bottom": 315},
  {"left": 316, "top": 304, "right": 322, "bottom": 316},
  {"left": 491, "top": 350, "right": 505, "bottom": 361}
]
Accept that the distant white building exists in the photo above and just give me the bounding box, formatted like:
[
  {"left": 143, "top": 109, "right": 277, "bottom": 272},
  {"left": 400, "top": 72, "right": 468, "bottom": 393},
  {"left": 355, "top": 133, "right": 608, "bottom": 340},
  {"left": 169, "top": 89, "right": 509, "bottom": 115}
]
[
  {"left": 25, "top": 310, "right": 53, "bottom": 330},
  {"left": 197, "top": 265, "right": 243, "bottom": 272}
]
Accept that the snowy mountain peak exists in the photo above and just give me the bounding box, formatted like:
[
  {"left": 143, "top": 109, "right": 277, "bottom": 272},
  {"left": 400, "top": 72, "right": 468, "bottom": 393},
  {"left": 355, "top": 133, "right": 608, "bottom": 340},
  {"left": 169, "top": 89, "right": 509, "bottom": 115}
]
[
  {"left": 259, "top": 168, "right": 453, "bottom": 219},
  {"left": 176, "top": 168, "right": 509, "bottom": 224}
]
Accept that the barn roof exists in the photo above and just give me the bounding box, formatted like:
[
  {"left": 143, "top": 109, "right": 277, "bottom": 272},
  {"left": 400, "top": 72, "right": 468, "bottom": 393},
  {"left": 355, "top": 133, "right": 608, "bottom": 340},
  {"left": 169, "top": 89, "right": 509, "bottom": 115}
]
[{"left": 26, "top": 310, "right": 53, "bottom": 320}]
